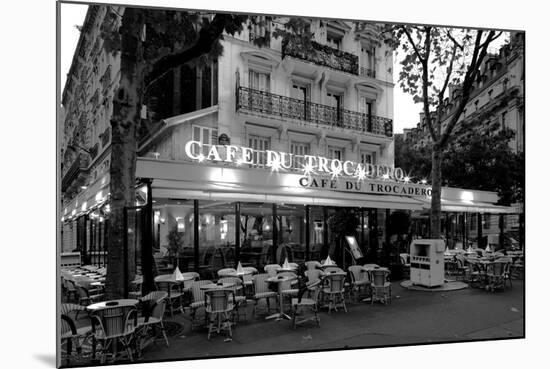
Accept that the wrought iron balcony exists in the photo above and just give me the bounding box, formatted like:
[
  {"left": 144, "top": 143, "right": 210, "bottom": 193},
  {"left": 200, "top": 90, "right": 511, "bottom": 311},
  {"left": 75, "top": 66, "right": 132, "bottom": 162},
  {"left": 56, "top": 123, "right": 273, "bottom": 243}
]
[
  {"left": 282, "top": 39, "right": 359, "bottom": 75},
  {"left": 237, "top": 86, "right": 392, "bottom": 137}
]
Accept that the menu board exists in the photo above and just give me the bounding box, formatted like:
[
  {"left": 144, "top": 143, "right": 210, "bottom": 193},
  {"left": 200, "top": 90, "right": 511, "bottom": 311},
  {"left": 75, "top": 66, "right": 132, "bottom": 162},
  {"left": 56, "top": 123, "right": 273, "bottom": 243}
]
[{"left": 345, "top": 235, "right": 363, "bottom": 260}]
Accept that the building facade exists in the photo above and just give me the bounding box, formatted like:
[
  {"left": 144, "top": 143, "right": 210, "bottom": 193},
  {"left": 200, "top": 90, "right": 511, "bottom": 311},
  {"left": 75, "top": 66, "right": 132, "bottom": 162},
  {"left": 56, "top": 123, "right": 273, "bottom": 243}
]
[{"left": 60, "top": 6, "right": 516, "bottom": 276}]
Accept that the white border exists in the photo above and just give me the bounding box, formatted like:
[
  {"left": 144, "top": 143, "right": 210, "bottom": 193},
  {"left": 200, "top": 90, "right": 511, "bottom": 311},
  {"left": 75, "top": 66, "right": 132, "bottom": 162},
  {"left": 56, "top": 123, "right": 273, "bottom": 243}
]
[{"left": 3, "top": 0, "right": 545, "bottom": 368}]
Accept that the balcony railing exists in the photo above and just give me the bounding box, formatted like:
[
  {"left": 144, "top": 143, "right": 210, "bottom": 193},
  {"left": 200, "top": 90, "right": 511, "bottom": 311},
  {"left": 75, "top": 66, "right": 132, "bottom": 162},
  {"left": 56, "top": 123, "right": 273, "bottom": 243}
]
[
  {"left": 237, "top": 86, "right": 392, "bottom": 137},
  {"left": 282, "top": 39, "right": 359, "bottom": 75}
]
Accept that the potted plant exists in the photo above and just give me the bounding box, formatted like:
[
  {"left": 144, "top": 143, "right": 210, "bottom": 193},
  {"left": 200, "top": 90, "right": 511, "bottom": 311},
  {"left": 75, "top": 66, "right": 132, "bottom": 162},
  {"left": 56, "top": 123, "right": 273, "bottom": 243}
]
[{"left": 166, "top": 226, "right": 184, "bottom": 268}]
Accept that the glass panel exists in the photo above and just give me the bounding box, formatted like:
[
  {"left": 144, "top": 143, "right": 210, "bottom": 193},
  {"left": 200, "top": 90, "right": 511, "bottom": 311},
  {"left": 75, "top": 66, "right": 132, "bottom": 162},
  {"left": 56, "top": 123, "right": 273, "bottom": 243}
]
[
  {"left": 277, "top": 204, "right": 306, "bottom": 263},
  {"left": 239, "top": 202, "right": 273, "bottom": 269},
  {"left": 153, "top": 199, "right": 195, "bottom": 274}
]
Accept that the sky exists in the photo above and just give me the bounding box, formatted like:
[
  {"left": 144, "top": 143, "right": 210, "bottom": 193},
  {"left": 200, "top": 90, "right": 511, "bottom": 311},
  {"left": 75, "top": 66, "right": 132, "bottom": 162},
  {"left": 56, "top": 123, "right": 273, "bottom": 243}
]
[{"left": 60, "top": 3, "right": 485, "bottom": 134}]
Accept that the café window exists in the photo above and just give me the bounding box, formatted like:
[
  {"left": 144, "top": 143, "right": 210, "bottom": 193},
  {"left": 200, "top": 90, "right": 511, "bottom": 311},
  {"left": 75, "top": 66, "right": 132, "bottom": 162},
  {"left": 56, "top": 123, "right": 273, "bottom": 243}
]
[
  {"left": 249, "top": 134, "right": 271, "bottom": 166},
  {"left": 290, "top": 141, "right": 310, "bottom": 168},
  {"left": 328, "top": 146, "right": 343, "bottom": 161},
  {"left": 192, "top": 125, "right": 218, "bottom": 156}
]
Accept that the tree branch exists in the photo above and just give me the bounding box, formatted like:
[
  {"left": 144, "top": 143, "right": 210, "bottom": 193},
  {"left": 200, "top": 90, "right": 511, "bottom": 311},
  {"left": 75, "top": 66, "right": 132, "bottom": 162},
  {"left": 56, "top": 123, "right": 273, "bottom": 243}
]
[
  {"left": 144, "top": 14, "right": 240, "bottom": 85},
  {"left": 421, "top": 26, "right": 438, "bottom": 142},
  {"left": 446, "top": 29, "right": 464, "bottom": 51},
  {"left": 402, "top": 26, "right": 425, "bottom": 63},
  {"left": 438, "top": 43, "right": 457, "bottom": 106}
]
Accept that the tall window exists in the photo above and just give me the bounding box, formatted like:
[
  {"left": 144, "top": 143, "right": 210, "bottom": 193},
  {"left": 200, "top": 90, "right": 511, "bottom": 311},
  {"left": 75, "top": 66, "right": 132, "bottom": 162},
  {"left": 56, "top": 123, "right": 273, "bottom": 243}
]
[
  {"left": 291, "top": 83, "right": 310, "bottom": 120},
  {"left": 326, "top": 92, "right": 343, "bottom": 125},
  {"left": 359, "top": 96, "right": 373, "bottom": 131},
  {"left": 290, "top": 141, "right": 310, "bottom": 168},
  {"left": 328, "top": 146, "right": 343, "bottom": 161},
  {"left": 326, "top": 29, "right": 343, "bottom": 50},
  {"left": 249, "top": 135, "right": 270, "bottom": 167},
  {"left": 248, "top": 70, "right": 270, "bottom": 92},
  {"left": 192, "top": 125, "right": 218, "bottom": 156},
  {"left": 360, "top": 45, "right": 375, "bottom": 77},
  {"left": 501, "top": 111, "right": 507, "bottom": 129},
  {"left": 360, "top": 151, "right": 375, "bottom": 165}
]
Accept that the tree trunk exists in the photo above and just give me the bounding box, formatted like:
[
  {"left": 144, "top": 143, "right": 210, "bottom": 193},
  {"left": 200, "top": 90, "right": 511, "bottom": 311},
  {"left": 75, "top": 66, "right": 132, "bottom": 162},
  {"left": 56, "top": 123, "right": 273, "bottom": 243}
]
[
  {"left": 106, "top": 8, "right": 143, "bottom": 299},
  {"left": 430, "top": 146, "right": 443, "bottom": 239}
]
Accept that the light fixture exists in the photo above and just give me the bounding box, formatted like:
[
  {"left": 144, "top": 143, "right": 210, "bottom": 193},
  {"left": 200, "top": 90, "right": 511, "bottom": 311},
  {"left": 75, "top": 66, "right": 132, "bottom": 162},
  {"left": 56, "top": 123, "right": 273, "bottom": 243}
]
[
  {"left": 404, "top": 176, "right": 410, "bottom": 183},
  {"left": 420, "top": 179, "right": 428, "bottom": 185},
  {"left": 81, "top": 186, "right": 87, "bottom": 190}
]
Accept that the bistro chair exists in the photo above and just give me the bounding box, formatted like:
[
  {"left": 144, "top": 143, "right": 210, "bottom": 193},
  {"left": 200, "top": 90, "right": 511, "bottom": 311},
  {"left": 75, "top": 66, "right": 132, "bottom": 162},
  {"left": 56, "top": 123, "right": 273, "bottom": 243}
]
[
  {"left": 189, "top": 280, "right": 213, "bottom": 329},
  {"left": 400, "top": 253, "right": 411, "bottom": 279},
  {"left": 60, "top": 303, "right": 93, "bottom": 365},
  {"left": 136, "top": 291, "right": 169, "bottom": 350},
  {"left": 347, "top": 265, "right": 371, "bottom": 302},
  {"left": 291, "top": 280, "right": 322, "bottom": 329},
  {"left": 369, "top": 269, "right": 392, "bottom": 305},
  {"left": 76, "top": 285, "right": 104, "bottom": 306},
  {"left": 321, "top": 273, "right": 347, "bottom": 313},
  {"left": 217, "top": 268, "right": 237, "bottom": 278},
  {"left": 242, "top": 266, "right": 258, "bottom": 296},
  {"left": 486, "top": 260, "right": 509, "bottom": 292},
  {"left": 155, "top": 280, "right": 184, "bottom": 318},
  {"left": 305, "top": 261, "right": 322, "bottom": 271},
  {"left": 90, "top": 306, "right": 138, "bottom": 364},
  {"left": 363, "top": 263, "right": 380, "bottom": 269},
  {"left": 205, "top": 289, "right": 235, "bottom": 340},
  {"left": 65, "top": 279, "right": 79, "bottom": 302},
  {"left": 277, "top": 271, "right": 299, "bottom": 308},
  {"left": 218, "top": 277, "right": 247, "bottom": 322},
  {"left": 465, "top": 258, "right": 485, "bottom": 288},
  {"left": 264, "top": 264, "right": 281, "bottom": 277},
  {"left": 252, "top": 273, "right": 278, "bottom": 317}
]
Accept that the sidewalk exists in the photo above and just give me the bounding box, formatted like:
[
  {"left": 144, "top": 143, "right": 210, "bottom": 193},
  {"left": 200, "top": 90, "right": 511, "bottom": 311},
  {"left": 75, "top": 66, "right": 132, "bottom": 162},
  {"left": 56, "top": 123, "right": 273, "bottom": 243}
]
[{"left": 140, "top": 279, "right": 524, "bottom": 362}]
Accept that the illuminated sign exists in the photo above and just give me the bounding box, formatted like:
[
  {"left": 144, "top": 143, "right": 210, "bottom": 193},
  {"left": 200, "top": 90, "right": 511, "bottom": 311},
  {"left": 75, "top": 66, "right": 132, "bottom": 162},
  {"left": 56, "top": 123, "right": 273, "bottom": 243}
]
[{"left": 184, "top": 140, "right": 415, "bottom": 183}]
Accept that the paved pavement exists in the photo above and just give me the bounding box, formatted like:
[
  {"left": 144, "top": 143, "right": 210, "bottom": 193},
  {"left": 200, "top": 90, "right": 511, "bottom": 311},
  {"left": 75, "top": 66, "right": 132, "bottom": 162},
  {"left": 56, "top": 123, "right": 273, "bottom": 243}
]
[{"left": 139, "top": 279, "right": 524, "bottom": 363}]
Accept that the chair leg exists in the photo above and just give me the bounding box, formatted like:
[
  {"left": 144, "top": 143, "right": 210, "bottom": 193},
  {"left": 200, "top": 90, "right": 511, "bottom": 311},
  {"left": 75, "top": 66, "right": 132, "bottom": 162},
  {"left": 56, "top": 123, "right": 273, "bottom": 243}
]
[{"left": 160, "top": 321, "right": 169, "bottom": 347}]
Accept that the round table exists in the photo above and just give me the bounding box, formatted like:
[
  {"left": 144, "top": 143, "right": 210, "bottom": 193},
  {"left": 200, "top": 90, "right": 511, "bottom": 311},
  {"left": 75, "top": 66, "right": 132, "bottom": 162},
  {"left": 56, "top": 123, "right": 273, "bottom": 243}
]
[
  {"left": 87, "top": 299, "right": 139, "bottom": 311},
  {"left": 154, "top": 274, "right": 193, "bottom": 283},
  {"left": 362, "top": 266, "right": 389, "bottom": 273},
  {"left": 265, "top": 275, "right": 297, "bottom": 321}
]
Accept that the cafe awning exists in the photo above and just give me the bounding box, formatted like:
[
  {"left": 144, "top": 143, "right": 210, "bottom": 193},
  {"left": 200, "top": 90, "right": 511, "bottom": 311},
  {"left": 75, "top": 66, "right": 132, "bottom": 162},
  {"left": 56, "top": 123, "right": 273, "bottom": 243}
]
[{"left": 418, "top": 198, "right": 517, "bottom": 214}]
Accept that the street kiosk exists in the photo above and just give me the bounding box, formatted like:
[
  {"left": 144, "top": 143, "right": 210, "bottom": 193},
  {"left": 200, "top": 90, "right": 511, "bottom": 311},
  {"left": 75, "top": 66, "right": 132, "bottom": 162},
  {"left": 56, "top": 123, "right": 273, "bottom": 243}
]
[{"left": 410, "top": 239, "right": 445, "bottom": 287}]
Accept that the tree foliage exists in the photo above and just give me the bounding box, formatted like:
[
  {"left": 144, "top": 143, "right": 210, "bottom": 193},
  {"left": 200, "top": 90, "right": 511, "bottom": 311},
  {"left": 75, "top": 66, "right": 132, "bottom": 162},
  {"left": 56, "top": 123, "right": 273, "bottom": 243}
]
[{"left": 384, "top": 24, "right": 504, "bottom": 238}]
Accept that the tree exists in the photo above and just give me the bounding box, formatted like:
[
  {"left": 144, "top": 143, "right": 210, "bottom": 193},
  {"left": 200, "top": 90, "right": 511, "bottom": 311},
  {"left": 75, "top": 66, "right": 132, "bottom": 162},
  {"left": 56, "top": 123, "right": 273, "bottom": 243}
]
[
  {"left": 385, "top": 26, "right": 503, "bottom": 238},
  {"left": 395, "top": 123, "right": 523, "bottom": 206},
  {"left": 100, "top": 6, "right": 249, "bottom": 298}
]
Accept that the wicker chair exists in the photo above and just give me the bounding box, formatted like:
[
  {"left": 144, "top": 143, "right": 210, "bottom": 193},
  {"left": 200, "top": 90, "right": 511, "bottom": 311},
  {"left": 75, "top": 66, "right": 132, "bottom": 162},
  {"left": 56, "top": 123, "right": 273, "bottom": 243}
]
[
  {"left": 348, "top": 265, "right": 371, "bottom": 301},
  {"left": 205, "top": 289, "right": 235, "bottom": 340},
  {"left": 264, "top": 264, "right": 281, "bottom": 277},
  {"left": 291, "top": 281, "right": 322, "bottom": 329},
  {"left": 217, "top": 268, "right": 237, "bottom": 278},
  {"left": 252, "top": 273, "right": 277, "bottom": 317},
  {"left": 321, "top": 273, "right": 347, "bottom": 313},
  {"left": 486, "top": 260, "right": 509, "bottom": 292},
  {"left": 189, "top": 280, "right": 213, "bottom": 329},
  {"left": 136, "top": 291, "right": 169, "bottom": 349},
  {"left": 218, "top": 277, "right": 247, "bottom": 322},
  {"left": 155, "top": 280, "right": 184, "bottom": 318},
  {"left": 76, "top": 285, "right": 104, "bottom": 306},
  {"left": 305, "top": 261, "right": 322, "bottom": 271},
  {"left": 277, "top": 271, "right": 299, "bottom": 308},
  {"left": 60, "top": 303, "right": 93, "bottom": 365},
  {"left": 370, "top": 269, "right": 391, "bottom": 305},
  {"left": 90, "top": 306, "right": 138, "bottom": 364}
]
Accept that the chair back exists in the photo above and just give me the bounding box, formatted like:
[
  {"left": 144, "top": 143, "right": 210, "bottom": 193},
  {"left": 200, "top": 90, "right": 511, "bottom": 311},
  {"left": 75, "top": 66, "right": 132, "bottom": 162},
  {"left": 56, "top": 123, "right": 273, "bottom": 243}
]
[
  {"left": 323, "top": 266, "right": 344, "bottom": 274},
  {"left": 305, "top": 269, "right": 323, "bottom": 284},
  {"left": 155, "top": 281, "right": 179, "bottom": 297},
  {"left": 60, "top": 303, "right": 86, "bottom": 336},
  {"left": 370, "top": 269, "right": 390, "bottom": 288},
  {"left": 182, "top": 272, "right": 200, "bottom": 289},
  {"left": 323, "top": 273, "right": 346, "bottom": 293},
  {"left": 91, "top": 307, "right": 137, "bottom": 340},
  {"left": 218, "top": 277, "right": 243, "bottom": 298},
  {"left": 141, "top": 291, "right": 168, "bottom": 303},
  {"left": 140, "top": 292, "right": 168, "bottom": 322},
  {"left": 488, "top": 261, "right": 507, "bottom": 276},
  {"left": 399, "top": 253, "right": 410, "bottom": 265},
  {"left": 363, "top": 263, "right": 380, "bottom": 269},
  {"left": 217, "top": 268, "right": 237, "bottom": 278},
  {"left": 190, "top": 280, "right": 213, "bottom": 304},
  {"left": 348, "top": 265, "right": 369, "bottom": 283},
  {"left": 205, "top": 289, "right": 232, "bottom": 313},
  {"left": 66, "top": 279, "right": 77, "bottom": 293},
  {"left": 305, "top": 261, "right": 322, "bottom": 271},
  {"left": 264, "top": 264, "right": 280, "bottom": 277},
  {"left": 253, "top": 273, "right": 272, "bottom": 294}
]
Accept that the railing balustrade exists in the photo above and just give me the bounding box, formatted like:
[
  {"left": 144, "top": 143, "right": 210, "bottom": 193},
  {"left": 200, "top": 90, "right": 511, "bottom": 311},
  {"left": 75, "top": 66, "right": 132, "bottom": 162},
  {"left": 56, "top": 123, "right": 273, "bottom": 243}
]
[{"left": 237, "top": 86, "right": 392, "bottom": 137}]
